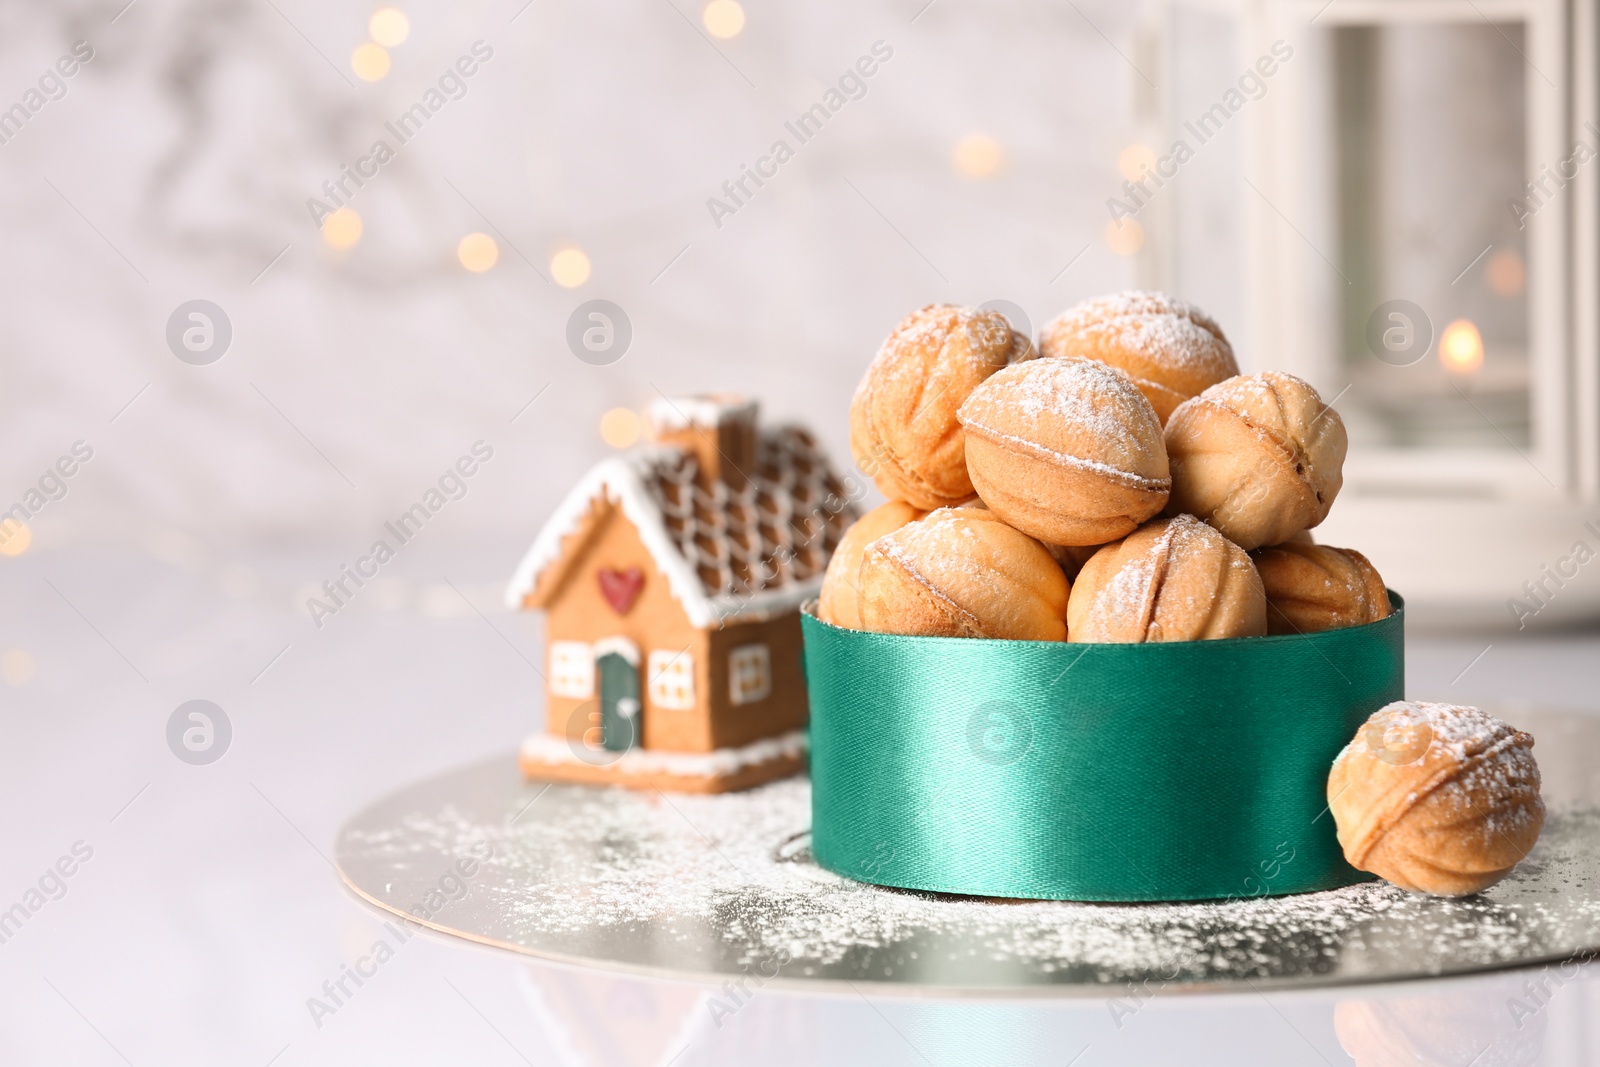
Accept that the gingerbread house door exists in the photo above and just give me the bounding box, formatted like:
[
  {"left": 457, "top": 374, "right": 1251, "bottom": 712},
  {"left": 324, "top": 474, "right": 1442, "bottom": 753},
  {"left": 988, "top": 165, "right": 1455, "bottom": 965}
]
[{"left": 594, "top": 643, "right": 641, "bottom": 753}]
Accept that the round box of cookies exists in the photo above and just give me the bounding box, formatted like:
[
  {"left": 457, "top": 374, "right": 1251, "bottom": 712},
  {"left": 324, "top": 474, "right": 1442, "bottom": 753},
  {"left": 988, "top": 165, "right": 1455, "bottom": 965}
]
[{"left": 804, "top": 294, "right": 1410, "bottom": 902}]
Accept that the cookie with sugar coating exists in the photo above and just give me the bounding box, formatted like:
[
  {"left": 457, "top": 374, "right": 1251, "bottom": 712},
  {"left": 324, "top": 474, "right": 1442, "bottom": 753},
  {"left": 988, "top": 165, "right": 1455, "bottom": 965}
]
[
  {"left": 957, "top": 357, "right": 1171, "bottom": 546},
  {"left": 817, "top": 500, "right": 927, "bottom": 630},
  {"left": 1328, "top": 702, "right": 1544, "bottom": 896},
  {"left": 1164, "top": 371, "right": 1347, "bottom": 551},
  {"left": 856, "top": 506, "right": 1068, "bottom": 641},
  {"left": 1067, "top": 514, "right": 1266, "bottom": 643},
  {"left": 1253, "top": 541, "right": 1390, "bottom": 635},
  {"left": 1045, "top": 290, "right": 1227, "bottom": 340},
  {"left": 1039, "top": 291, "right": 1239, "bottom": 425},
  {"left": 850, "top": 304, "right": 1033, "bottom": 510}
]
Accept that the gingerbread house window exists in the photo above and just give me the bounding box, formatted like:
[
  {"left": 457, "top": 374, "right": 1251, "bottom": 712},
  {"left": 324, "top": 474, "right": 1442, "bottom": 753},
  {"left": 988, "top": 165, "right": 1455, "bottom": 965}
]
[
  {"left": 728, "top": 643, "right": 772, "bottom": 706},
  {"left": 549, "top": 641, "right": 594, "bottom": 698},
  {"left": 647, "top": 649, "right": 696, "bottom": 710}
]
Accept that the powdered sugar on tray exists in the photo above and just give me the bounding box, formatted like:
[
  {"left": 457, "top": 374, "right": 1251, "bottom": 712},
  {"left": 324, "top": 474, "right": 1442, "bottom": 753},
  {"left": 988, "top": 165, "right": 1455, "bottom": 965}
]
[{"left": 338, "top": 769, "right": 1600, "bottom": 988}]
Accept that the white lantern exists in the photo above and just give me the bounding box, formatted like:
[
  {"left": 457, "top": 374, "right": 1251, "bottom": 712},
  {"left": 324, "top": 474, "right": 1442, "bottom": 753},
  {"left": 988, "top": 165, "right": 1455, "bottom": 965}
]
[{"left": 1142, "top": 0, "right": 1600, "bottom": 628}]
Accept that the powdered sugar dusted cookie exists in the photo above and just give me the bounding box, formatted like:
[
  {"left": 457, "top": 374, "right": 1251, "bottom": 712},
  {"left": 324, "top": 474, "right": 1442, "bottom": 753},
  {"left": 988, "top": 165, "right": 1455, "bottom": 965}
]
[
  {"left": 857, "top": 506, "right": 1068, "bottom": 641},
  {"left": 1067, "top": 514, "right": 1266, "bottom": 642},
  {"left": 850, "top": 304, "right": 1034, "bottom": 510},
  {"left": 1329, "top": 702, "right": 1544, "bottom": 896},
  {"left": 1164, "top": 371, "right": 1347, "bottom": 551},
  {"left": 1040, "top": 291, "right": 1239, "bottom": 425},
  {"left": 957, "top": 357, "right": 1171, "bottom": 546},
  {"left": 818, "top": 500, "right": 926, "bottom": 630},
  {"left": 1253, "top": 541, "right": 1390, "bottom": 635}
]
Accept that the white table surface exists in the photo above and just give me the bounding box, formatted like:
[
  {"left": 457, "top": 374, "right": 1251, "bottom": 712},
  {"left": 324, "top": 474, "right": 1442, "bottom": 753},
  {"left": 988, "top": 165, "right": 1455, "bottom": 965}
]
[{"left": 4, "top": 542, "right": 1600, "bottom": 1066}]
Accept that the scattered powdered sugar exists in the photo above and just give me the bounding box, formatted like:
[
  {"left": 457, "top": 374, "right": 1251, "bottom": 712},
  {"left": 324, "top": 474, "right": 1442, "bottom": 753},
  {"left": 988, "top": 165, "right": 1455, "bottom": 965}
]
[
  {"left": 339, "top": 769, "right": 1600, "bottom": 988},
  {"left": 520, "top": 730, "right": 808, "bottom": 778}
]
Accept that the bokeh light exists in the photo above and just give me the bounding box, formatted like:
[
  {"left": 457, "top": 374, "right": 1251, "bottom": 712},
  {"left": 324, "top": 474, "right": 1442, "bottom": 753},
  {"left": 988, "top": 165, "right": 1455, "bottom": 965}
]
[
  {"left": 457, "top": 232, "right": 499, "bottom": 273},
  {"left": 1104, "top": 217, "right": 1144, "bottom": 256},
  {"left": 1118, "top": 143, "right": 1157, "bottom": 181},
  {"left": 322, "top": 207, "right": 363, "bottom": 250},
  {"left": 1486, "top": 248, "right": 1526, "bottom": 297},
  {"left": 2, "top": 649, "right": 34, "bottom": 686},
  {"left": 1440, "top": 319, "right": 1484, "bottom": 373},
  {"left": 352, "top": 42, "right": 391, "bottom": 81},
  {"left": 0, "top": 522, "right": 31, "bottom": 556},
  {"left": 600, "top": 408, "right": 642, "bottom": 448},
  {"left": 703, "top": 0, "right": 746, "bottom": 39},
  {"left": 369, "top": 8, "right": 410, "bottom": 47},
  {"left": 551, "top": 247, "right": 592, "bottom": 288},
  {"left": 952, "top": 134, "right": 1003, "bottom": 178}
]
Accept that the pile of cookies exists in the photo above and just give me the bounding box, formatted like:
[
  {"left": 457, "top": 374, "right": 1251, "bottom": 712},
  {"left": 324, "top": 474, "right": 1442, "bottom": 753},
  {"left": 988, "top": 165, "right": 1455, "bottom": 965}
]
[
  {"left": 819, "top": 293, "right": 1391, "bottom": 643},
  {"left": 815, "top": 292, "right": 1547, "bottom": 897}
]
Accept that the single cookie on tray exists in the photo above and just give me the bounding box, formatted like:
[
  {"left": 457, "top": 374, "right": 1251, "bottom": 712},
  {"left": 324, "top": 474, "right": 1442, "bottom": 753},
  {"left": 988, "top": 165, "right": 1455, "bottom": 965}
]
[{"left": 1328, "top": 702, "right": 1545, "bottom": 896}]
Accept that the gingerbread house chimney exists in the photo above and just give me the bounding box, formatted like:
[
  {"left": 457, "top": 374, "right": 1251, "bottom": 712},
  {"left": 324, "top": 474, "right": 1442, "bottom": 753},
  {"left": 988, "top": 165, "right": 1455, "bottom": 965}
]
[{"left": 647, "top": 394, "right": 759, "bottom": 491}]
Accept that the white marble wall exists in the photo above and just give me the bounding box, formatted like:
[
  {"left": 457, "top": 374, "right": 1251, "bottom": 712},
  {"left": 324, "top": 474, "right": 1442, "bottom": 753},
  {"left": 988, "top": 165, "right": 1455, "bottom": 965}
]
[{"left": 0, "top": 0, "right": 1141, "bottom": 569}]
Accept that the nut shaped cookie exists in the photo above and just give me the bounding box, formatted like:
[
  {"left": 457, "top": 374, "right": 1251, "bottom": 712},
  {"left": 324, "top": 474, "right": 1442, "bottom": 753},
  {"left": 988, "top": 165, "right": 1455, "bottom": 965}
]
[
  {"left": 1253, "top": 541, "right": 1391, "bottom": 635},
  {"left": 850, "top": 304, "right": 1033, "bottom": 509},
  {"left": 1164, "top": 371, "right": 1347, "bottom": 550},
  {"left": 857, "top": 507, "right": 1069, "bottom": 641},
  {"left": 1040, "top": 291, "right": 1239, "bottom": 424},
  {"left": 1067, "top": 514, "right": 1266, "bottom": 643},
  {"left": 1329, "top": 702, "right": 1545, "bottom": 896},
  {"left": 817, "top": 500, "right": 926, "bottom": 630},
  {"left": 957, "top": 358, "right": 1171, "bottom": 546}
]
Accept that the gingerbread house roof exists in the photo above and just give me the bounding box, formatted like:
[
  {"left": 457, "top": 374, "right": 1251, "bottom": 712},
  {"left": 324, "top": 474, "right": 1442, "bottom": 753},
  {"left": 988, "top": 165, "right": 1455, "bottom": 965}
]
[{"left": 504, "top": 424, "right": 859, "bottom": 628}]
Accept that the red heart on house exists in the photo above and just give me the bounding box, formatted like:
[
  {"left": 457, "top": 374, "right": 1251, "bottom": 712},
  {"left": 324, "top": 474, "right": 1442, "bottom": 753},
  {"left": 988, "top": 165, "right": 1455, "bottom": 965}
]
[{"left": 597, "top": 567, "right": 645, "bottom": 615}]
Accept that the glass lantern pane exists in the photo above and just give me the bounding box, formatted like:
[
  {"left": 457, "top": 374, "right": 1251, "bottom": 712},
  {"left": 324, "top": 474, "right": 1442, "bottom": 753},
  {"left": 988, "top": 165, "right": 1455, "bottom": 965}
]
[{"left": 1333, "top": 21, "right": 1530, "bottom": 449}]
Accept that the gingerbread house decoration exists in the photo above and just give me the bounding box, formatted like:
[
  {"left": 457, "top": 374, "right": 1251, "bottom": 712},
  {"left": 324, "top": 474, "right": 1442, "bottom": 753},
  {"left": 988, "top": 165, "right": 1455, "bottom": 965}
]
[{"left": 505, "top": 395, "right": 858, "bottom": 793}]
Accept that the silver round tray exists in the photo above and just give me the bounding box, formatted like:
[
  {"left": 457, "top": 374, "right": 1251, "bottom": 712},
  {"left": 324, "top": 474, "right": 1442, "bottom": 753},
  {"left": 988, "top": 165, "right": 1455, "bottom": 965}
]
[{"left": 335, "top": 706, "right": 1600, "bottom": 995}]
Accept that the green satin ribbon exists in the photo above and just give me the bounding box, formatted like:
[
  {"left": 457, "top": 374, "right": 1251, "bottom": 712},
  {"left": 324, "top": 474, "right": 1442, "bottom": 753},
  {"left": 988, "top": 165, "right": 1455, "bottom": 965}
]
[{"left": 803, "top": 597, "right": 1404, "bottom": 902}]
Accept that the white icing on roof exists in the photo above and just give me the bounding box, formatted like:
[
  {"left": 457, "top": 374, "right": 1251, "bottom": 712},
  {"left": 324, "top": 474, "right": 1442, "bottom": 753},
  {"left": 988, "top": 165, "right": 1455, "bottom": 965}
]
[
  {"left": 647, "top": 394, "right": 759, "bottom": 433},
  {"left": 505, "top": 427, "right": 857, "bottom": 628}
]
